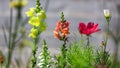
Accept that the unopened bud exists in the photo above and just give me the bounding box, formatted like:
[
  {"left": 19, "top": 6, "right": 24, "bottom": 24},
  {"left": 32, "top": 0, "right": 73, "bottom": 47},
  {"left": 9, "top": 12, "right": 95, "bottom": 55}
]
[
  {"left": 101, "top": 41, "right": 105, "bottom": 46},
  {"left": 104, "top": 9, "right": 111, "bottom": 19}
]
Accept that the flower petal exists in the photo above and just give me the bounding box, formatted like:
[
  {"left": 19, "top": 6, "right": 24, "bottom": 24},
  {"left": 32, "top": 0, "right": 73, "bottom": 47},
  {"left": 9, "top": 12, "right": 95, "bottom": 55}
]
[
  {"left": 87, "top": 22, "right": 94, "bottom": 29},
  {"left": 78, "top": 22, "right": 86, "bottom": 34}
]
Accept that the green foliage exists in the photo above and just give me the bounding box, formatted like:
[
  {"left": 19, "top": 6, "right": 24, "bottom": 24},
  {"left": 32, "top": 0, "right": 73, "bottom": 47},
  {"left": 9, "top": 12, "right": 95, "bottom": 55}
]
[
  {"left": 37, "top": 40, "right": 51, "bottom": 68},
  {"left": 54, "top": 45, "right": 68, "bottom": 68},
  {"left": 95, "top": 46, "right": 111, "bottom": 67},
  {"left": 67, "top": 42, "right": 95, "bottom": 68}
]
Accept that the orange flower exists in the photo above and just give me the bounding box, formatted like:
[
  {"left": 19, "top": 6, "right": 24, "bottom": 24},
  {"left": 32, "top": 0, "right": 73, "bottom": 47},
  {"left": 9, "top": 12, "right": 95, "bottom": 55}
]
[
  {"left": 54, "top": 20, "right": 70, "bottom": 40},
  {"left": 61, "top": 28, "right": 70, "bottom": 36},
  {"left": 0, "top": 55, "right": 3, "bottom": 63},
  {"left": 53, "top": 31, "right": 61, "bottom": 39}
]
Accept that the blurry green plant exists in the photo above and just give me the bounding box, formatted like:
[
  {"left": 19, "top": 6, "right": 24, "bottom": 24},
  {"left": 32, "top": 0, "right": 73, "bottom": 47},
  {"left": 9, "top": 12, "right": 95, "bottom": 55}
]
[
  {"left": 94, "top": 9, "right": 112, "bottom": 68},
  {"left": 2, "top": 0, "right": 29, "bottom": 68},
  {"left": 67, "top": 42, "right": 95, "bottom": 68},
  {"left": 26, "top": 0, "right": 47, "bottom": 68},
  {"left": 95, "top": 9, "right": 111, "bottom": 68},
  {"left": 37, "top": 40, "right": 51, "bottom": 68},
  {"left": 95, "top": 44, "right": 111, "bottom": 68}
]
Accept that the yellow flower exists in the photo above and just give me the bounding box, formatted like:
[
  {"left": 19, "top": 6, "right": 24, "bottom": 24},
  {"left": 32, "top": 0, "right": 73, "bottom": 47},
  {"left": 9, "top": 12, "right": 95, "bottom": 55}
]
[
  {"left": 31, "top": 28, "right": 38, "bottom": 35},
  {"left": 104, "top": 9, "right": 111, "bottom": 18},
  {"left": 29, "top": 33, "right": 36, "bottom": 39},
  {"left": 29, "top": 16, "right": 41, "bottom": 27},
  {"left": 10, "top": 0, "right": 28, "bottom": 8},
  {"left": 26, "top": 8, "right": 35, "bottom": 17},
  {"left": 29, "top": 28, "right": 38, "bottom": 39},
  {"left": 40, "top": 22, "right": 47, "bottom": 31},
  {"left": 37, "top": 10, "right": 47, "bottom": 19}
]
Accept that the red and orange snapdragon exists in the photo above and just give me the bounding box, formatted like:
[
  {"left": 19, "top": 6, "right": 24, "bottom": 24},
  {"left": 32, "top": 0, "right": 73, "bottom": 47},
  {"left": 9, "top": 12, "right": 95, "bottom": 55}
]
[
  {"left": 53, "top": 12, "right": 70, "bottom": 67},
  {"left": 54, "top": 20, "right": 70, "bottom": 40}
]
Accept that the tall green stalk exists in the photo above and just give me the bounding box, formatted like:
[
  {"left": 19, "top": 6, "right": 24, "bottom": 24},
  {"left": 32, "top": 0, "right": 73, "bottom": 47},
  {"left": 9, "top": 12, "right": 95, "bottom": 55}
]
[
  {"left": 53, "top": 12, "right": 70, "bottom": 68},
  {"left": 26, "top": 0, "right": 47, "bottom": 68},
  {"left": 86, "top": 35, "right": 90, "bottom": 66},
  {"left": 5, "top": 0, "right": 13, "bottom": 67},
  {"left": 31, "top": 38, "right": 38, "bottom": 68},
  {"left": 61, "top": 39, "right": 67, "bottom": 68},
  {"left": 95, "top": 9, "right": 111, "bottom": 68},
  {"left": 6, "top": 0, "right": 23, "bottom": 68}
]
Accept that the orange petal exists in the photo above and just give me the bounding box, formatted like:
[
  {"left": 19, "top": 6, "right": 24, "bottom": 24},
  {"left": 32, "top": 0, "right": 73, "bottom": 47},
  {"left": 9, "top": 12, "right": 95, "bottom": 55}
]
[{"left": 53, "top": 31, "right": 61, "bottom": 39}]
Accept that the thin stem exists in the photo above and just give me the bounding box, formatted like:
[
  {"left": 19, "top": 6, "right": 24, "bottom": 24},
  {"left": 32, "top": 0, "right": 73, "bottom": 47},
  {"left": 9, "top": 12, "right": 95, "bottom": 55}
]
[
  {"left": 12, "top": 6, "right": 22, "bottom": 47},
  {"left": 87, "top": 35, "right": 90, "bottom": 46},
  {"left": 61, "top": 39, "right": 67, "bottom": 68},
  {"left": 87, "top": 35, "right": 90, "bottom": 66},
  {"left": 8, "top": 0, "right": 13, "bottom": 48},
  {"left": 105, "top": 22, "right": 109, "bottom": 49},
  {"left": 103, "top": 24, "right": 109, "bottom": 64},
  {"left": 6, "top": 0, "right": 13, "bottom": 68},
  {"left": 102, "top": 18, "right": 110, "bottom": 66},
  {"left": 101, "top": 23, "right": 109, "bottom": 65},
  {"left": 2, "top": 25, "right": 8, "bottom": 46},
  {"left": 31, "top": 38, "right": 38, "bottom": 68}
]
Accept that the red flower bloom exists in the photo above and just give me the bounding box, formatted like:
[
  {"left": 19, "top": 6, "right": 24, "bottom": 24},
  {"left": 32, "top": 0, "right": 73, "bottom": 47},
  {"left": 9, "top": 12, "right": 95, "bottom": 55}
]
[
  {"left": 54, "top": 20, "right": 70, "bottom": 40},
  {"left": 78, "top": 22, "right": 101, "bottom": 35}
]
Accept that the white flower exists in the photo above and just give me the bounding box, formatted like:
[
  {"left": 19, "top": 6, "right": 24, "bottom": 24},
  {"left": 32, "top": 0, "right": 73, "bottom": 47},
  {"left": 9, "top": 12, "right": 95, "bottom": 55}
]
[{"left": 104, "top": 9, "right": 111, "bottom": 18}]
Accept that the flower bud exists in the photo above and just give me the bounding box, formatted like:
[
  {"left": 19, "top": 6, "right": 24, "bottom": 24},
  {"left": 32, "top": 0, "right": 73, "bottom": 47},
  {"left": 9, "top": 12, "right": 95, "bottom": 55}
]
[
  {"left": 104, "top": 9, "right": 111, "bottom": 19},
  {"left": 101, "top": 41, "right": 105, "bottom": 46}
]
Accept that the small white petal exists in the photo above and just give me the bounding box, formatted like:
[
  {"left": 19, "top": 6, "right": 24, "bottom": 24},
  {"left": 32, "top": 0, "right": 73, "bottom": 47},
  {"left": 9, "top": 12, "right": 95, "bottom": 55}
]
[{"left": 103, "top": 9, "right": 110, "bottom": 17}]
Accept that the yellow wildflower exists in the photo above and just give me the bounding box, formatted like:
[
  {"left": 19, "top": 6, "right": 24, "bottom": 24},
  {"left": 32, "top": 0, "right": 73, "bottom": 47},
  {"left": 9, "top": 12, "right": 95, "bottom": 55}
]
[
  {"left": 31, "top": 28, "right": 38, "bottom": 35},
  {"left": 29, "top": 33, "right": 36, "bottom": 39},
  {"left": 29, "top": 28, "right": 38, "bottom": 39},
  {"left": 29, "top": 16, "right": 41, "bottom": 27},
  {"left": 26, "top": 8, "right": 35, "bottom": 17},
  {"left": 10, "top": 0, "right": 28, "bottom": 8},
  {"left": 37, "top": 10, "right": 46, "bottom": 19},
  {"left": 40, "top": 22, "right": 47, "bottom": 31}
]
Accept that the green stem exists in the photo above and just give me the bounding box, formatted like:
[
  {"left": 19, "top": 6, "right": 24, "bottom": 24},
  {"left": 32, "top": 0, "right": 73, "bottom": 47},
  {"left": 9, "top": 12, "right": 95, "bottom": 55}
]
[
  {"left": 31, "top": 38, "right": 38, "bottom": 68},
  {"left": 105, "top": 21, "right": 109, "bottom": 49},
  {"left": 87, "top": 35, "right": 90, "bottom": 66},
  {"left": 6, "top": 0, "right": 13, "bottom": 68},
  {"left": 6, "top": 1, "right": 23, "bottom": 67},
  {"left": 87, "top": 35, "right": 90, "bottom": 46},
  {"left": 102, "top": 18, "right": 110, "bottom": 65},
  {"left": 5, "top": 48, "right": 12, "bottom": 68},
  {"left": 61, "top": 40, "right": 67, "bottom": 68},
  {"left": 13, "top": 6, "right": 22, "bottom": 43}
]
